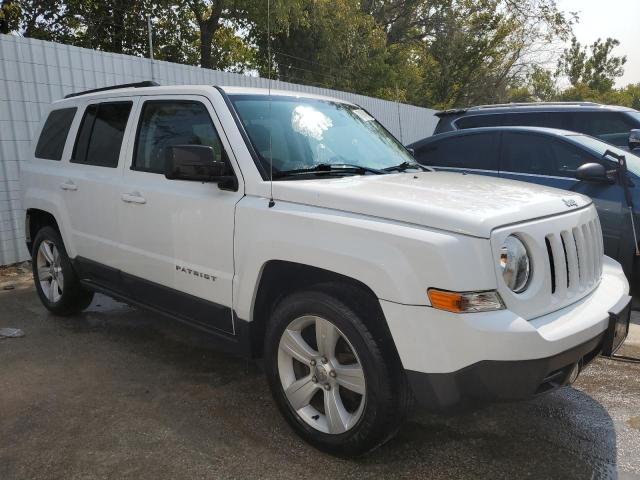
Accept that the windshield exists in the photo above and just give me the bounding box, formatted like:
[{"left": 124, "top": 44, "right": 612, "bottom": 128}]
[
  {"left": 570, "top": 134, "right": 640, "bottom": 176},
  {"left": 229, "top": 95, "right": 415, "bottom": 177}
]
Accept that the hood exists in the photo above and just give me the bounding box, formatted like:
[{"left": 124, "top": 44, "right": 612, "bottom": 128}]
[{"left": 271, "top": 171, "right": 591, "bottom": 238}]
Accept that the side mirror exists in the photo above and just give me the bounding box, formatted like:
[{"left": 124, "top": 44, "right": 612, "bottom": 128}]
[
  {"left": 406, "top": 147, "right": 415, "bottom": 157},
  {"left": 165, "top": 145, "right": 237, "bottom": 190},
  {"left": 630, "top": 129, "right": 640, "bottom": 151},
  {"left": 575, "top": 162, "right": 612, "bottom": 183}
]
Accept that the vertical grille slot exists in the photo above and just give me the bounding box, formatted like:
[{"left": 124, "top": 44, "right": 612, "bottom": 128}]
[
  {"left": 588, "top": 220, "right": 601, "bottom": 281},
  {"left": 581, "top": 224, "right": 595, "bottom": 285},
  {"left": 545, "top": 237, "right": 556, "bottom": 294},
  {"left": 546, "top": 234, "right": 568, "bottom": 297},
  {"left": 560, "top": 235, "right": 570, "bottom": 289},
  {"left": 573, "top": 226, "right": 587, "bottom": 287},
  {"left": 594, "top": 218, "right": 603, "bottom": 279},
  {"left": 561, "top": 230, "right": 579, "bottom": 290}
]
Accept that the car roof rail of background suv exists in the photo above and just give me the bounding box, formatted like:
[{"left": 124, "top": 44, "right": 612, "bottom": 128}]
[{"left": 435, "top": 101, "right": 603, "bottom": 117}]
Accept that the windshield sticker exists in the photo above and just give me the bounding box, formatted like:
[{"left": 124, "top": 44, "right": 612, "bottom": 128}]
[
  {"left": 352, "top": 109, "right": 375, "bottom": 122},
  {"left": 292, "top": 105, "right": 333, "bottom": 141}
]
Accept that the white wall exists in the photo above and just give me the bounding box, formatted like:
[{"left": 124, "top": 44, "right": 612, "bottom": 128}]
[{"left": 0, "top": 34, "right": 438, "bottom": 265}]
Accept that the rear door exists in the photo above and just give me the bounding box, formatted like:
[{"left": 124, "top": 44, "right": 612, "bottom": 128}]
[
  {"left": 413, "top": 132, "right": 501, "bottom": 178},
  {"left": 59, "top": 98, "right": 136, "bottom": 269},
  {"left": 499, "top": 131, "right": 624, "bottom": 257},
  {"left": 117, "top": 95, "right": 243, "bottom": 333}
]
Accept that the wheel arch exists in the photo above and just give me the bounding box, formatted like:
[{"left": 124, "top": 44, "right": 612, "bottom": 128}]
[
  {"left": 247, "top": 260, "right": 399, "bottom": 360},
  {"left": 25, "top": 208, "right": 61, "bottom": 254}
]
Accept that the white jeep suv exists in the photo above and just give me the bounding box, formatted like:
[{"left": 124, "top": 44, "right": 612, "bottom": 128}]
[{"left": 21, "top": 82, "right": 631, "bottom": 455}]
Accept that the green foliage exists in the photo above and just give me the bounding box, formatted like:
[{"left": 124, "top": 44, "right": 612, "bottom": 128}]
[
  {"left": 0, "top": 0, "right": 21, "bottom": 34},
  {"left": 3, "top": 0, "right": 637, "bottom": 111},
  {"left": 558, "top": 36, "right": 627, "bottom": 92}
]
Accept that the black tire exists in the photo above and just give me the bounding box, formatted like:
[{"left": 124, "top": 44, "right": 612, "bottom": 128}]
[
  {"left": 31, "top": 226, "right": 94, "bottom": 315},
  {"left": 264, "top": 285, "right": 409, "bottom": 456}
]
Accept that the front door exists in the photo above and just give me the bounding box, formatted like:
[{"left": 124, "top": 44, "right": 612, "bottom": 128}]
[{"left": 118, "top": 95, "right": 243, "bottom": 333}]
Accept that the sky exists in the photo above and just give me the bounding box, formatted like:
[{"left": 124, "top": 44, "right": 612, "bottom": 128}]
[{"left": 558, "top": 0, "right": 639, "bottom": 87}]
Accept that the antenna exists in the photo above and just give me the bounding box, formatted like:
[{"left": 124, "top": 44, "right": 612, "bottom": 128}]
[
  {"left": 395, "top": 83, "right": 404, "bottom": 144},
  {"left": 267, "top": 0, "right": 275, "bottom": 208}
]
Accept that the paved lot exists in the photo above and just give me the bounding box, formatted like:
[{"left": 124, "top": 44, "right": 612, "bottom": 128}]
[{"left": 1, "top": 269, "right": 640, "bottom": 480}]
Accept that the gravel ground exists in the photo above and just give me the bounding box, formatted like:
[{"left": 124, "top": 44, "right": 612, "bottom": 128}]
[{"left": 1, "top": 269, "right": 639, "bottom": 480}]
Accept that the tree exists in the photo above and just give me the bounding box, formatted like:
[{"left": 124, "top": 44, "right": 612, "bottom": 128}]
[
  {"left": 187, "top": 0, "right": 225, "bottom": 69},
  {"left": 246, "top": 0, "right": 410, "bottom": 97},
  {"left": 558, "top": 36, "right": 626, "bottom": 92},
  {"left": 527, "top": 65, "right": 558, "bottom": 101},
  {"left": 0, "top": 0, "right": 21, "bottom": 34}
]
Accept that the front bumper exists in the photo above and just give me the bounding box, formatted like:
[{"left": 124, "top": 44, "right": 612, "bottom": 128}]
[
  {"left": 405, "top": 332, "right": 603, "bottom": 409},
  {"left": 380, "top": 255, "right": 629, "bottom": 409}
]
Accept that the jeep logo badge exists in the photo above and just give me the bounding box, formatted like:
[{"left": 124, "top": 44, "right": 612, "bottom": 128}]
[{"left": 562, "top": 198, "right": 578, "bottom": 208}]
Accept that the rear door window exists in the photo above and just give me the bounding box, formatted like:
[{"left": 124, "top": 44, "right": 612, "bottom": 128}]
[
  {"left": 133, "top": 100, "right": 226, "bottom": 174},
  {"left": 416, "top": 133, "right": 499, "bottom": 170},
  {"left": 35, "top": 107, "right": 77, "bottom": 160},
  {"left": 72, "top": 102, "right": 133, "bottom": 168}
]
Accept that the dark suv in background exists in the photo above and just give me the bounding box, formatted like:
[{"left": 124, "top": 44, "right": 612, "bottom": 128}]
[{"left": 434, "top": 102, "right": 640, "bottom": 150}]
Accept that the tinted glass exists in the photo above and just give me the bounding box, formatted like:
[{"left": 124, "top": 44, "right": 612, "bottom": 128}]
[
  {"left": 501, "top": 132, "right": 595, "bottom": 177},
  {"left": 35, "top": 107, "right": 77, "bottom": 160},
  {"left": 570, "top": 134, "right": 640, "bottom": 175},
  {"left": 134, "top": 101, "right": 225, "bottom": 173},
  {"left": 456, "top": 114, "right": 503, "bottom": 128},
  {"left": 417, "top": 133, "right": 499, "bottom": 170},
  {"left": 572, "top": 112, "right": 638, "bottom": 147},
  {"left": 230, "top": 95, "right": 415, "bottom": 174},
  {"left": 457, "top": 112, "right": 573, "bottom": 130},
  {"left": 72, "top": 102, "right": 132, "bottom": 167}
]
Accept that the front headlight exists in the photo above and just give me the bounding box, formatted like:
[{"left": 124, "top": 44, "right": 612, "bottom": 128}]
[{"left": 500, "top": 235, "right": 531, "bottom": 293}]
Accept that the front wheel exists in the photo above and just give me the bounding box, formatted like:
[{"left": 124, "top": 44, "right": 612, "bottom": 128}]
[
  {"left": 31, "top": 226, "right": 94, "bottom": 315},
  {"left": 264, "top": 288, "right": 408, "bottom": 456}
]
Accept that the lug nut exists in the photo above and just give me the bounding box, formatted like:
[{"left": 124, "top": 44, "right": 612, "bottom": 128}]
[
  {"left": 329, "top": 370, "right": 336, "bottom": 378},
  {"left": 310, "top": 359, "right": 316, "bottom": 366},
  {"left": 312, "top": 376, "right": 317, "bottom": 383},
  {"left": 323, "top": 384, "right": 331, "bottom": 391},
  {"left": 321, "top": 357, "right": 327, "bottom": 364}
]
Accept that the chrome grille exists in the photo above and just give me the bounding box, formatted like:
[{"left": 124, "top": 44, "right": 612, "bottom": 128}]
[{"left": 545, "top": 217, "right": 603, "bottom": 298}]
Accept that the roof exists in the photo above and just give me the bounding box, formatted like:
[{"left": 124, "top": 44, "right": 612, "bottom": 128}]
[{"left": 435, "top": 101, "right": 635, "bottom": 117}]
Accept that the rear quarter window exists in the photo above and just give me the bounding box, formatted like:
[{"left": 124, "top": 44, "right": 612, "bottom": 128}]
[{"left": 34, "top": 107, "right": 77, "bottom": 160}]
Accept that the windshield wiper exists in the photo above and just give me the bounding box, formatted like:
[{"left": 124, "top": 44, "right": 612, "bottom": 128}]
[
  {"left": 383, "top": 161, "right": 431, "bottom": 173},
  {"left": 274, "top": 163, "right": 386, "bottom": 178}
]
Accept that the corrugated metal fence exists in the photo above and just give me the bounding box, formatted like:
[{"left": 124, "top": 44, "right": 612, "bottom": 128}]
[{"left": 0, "top": 34, "right": 437, "bottom": 265}]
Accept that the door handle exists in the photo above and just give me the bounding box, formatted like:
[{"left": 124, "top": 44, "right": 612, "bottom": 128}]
[
  {"left": 121, "top": 192, "right": 146, "bottom": 204},
  {"left": 60, "top": 181, "right": 78, "bottom": 191}
]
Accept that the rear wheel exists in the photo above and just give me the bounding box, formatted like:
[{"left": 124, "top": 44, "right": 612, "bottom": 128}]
[
  {"left": 264, "top": 288, "right": 408, "bottom": 456},
  {"left": 31, "top": 226, "right": 93, "bottom": 315}
]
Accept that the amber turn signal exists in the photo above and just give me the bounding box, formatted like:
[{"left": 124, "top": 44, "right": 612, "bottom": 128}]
[{"left": 427, "top": 288, "right": 504, "bottom": 313}]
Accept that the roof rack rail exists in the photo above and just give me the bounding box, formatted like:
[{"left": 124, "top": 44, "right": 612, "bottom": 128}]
[
  {"left": 467, "top": 101, "right": 601, "bottom": 110},
  {"left": 64, "top": 81, "right": 160, "bottom": 99}
]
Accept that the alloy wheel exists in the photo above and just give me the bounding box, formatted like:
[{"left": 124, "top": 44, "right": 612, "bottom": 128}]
[
  {"left": 36, "top": 240, "right": 64, "bottom": 303},
  {"left": 277, "top": 315, "right": 366, "bottom": 434}
]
